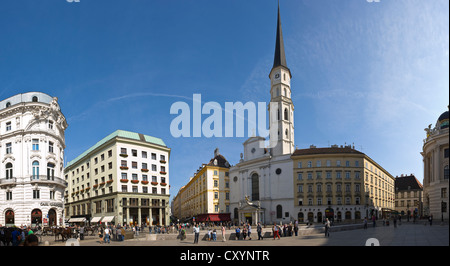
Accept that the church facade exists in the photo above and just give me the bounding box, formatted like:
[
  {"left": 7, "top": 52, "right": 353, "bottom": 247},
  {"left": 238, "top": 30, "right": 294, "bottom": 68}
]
[{"left": 229, "top": 5, "right": 296, "bottom": 225}]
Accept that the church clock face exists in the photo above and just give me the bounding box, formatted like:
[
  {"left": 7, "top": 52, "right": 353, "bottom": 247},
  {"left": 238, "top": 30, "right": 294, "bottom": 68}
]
[{"left": 274, "top": 72, "right": 280, "bottom": 80}]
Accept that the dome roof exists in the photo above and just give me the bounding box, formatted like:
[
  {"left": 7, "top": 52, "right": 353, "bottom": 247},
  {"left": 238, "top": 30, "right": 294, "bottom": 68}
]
[
  {"left": 438, "top": 110, "right": 449, "bottom": 122},
  {"left": 438, "top": 108, "right": 449, "bottom": 129}
]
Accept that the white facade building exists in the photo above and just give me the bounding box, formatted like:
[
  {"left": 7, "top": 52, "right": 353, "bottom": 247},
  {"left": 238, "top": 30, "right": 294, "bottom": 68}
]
[
  {"left": 0, "top": 92, "right": 68, "bottom": 227},
  {"left": 229, "top": 6, "right": 295, "bottom": 225},
  {"left": 422, "top": 107, "right": 449, "bottom": 221}
]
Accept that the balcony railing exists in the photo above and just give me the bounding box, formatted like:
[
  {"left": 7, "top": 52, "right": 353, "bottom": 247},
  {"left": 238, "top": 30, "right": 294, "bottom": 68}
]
[{"left": 30, "top": 175, "right": 67, "bottom": 187}]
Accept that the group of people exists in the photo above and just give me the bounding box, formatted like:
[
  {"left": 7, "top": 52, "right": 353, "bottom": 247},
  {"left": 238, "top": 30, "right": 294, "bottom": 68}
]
[
  {"left": 0, "top": 226, "right": 39, "bottom": 246},
  {"left": 95, "top": 225, "right": 126, "bottom": 244},
  {"left": 234, "top": 223, "right": 253, "bottom": 240},
  {"left": 192, "top": 224, "right": 228, "bottom": 243}
]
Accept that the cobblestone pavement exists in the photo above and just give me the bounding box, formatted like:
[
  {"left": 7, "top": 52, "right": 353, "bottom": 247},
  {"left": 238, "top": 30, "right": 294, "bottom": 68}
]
[{"left": 42, "top": 222, "right": 448, "bottom": 247}]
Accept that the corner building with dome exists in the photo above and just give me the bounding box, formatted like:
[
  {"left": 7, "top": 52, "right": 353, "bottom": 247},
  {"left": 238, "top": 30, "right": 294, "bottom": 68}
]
[
  {"left": 0, "top": 92, "right": 68, "bottom": 227},
  {"left": 422, "top": 107, "right": 449, "bottom": 221}
]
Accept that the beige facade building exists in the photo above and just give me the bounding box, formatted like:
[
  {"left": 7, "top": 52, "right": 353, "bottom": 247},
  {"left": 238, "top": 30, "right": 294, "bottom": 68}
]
[
  {"left": 422, "top": 107, "right": 449, "bottom": 221},
  {"left": 292, "top": 145, "right": 395, "bottom": 223},
  {"left": 394, "top": 174, "right": 423, "bottom": 218},
  {"left": 64, "top": 130, "right": 171, "bottom": 226},
  {"left": 172, "top": 149, "right": 231, "bottom": 223}
]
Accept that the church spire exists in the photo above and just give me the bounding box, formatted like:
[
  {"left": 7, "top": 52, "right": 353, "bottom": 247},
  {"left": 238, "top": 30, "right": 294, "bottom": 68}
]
[{"left": 273, "top": 2, "right": 288, "bottom": 70}]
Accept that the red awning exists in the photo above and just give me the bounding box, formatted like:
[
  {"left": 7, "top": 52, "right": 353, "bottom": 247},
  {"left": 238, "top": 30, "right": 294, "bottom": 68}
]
[{"left": 196, "top": 213, "right": 231, "bottom": 222}]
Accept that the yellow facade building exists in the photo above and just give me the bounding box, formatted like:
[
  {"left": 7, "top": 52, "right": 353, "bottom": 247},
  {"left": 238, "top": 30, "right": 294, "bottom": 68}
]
[
  {"left": 291, "top": 145, "right": 395, "bottom": 223},
  {"left": 172, "top": 149, "right": 231, "bottom": 223}
]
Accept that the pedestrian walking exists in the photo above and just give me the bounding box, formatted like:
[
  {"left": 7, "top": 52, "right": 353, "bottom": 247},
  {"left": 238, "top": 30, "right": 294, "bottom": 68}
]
[
  {"left": 257, "top": 222, "right": 263, "bottom": 240},
  {"left": 294, "top": 221, "right": 299, "bottom": 236},
  {"left": 247, "top": 223, "right": 252, "bottom": 240},
  {"left": 193, "top": 224, "right": 200, "bottom": 244},
  {"left": 120, "top": 227, "right": 125, "bottom": 241},
  {"left": 79, "top": 225, "right": 85, "bottom": 240},
  {"left": 104, "top": 227, "right": 111, "bottom": 244},
  {"left": 363, "top": 217, "right": 368, "bottom": 229},
  {"left": 212, "top": 229, "right": 217, "bottom": 241},
  {"left": 272, "top": 223, "right": 280, "bottom": 240},
  {"left": 372, "top": 215, "right": 376, "bottom": 227},
  {"left": 117, "top": 226, "right": 122, "bottom": 241},
  {"left": 242, "top": 227, "right": 247, "bottom": 240},
  {"left": 428, "top": 215, "right": 433, "bottom": 226},
  {"left": 98, "top": 227, "right": 104, "bottom": 244},
  {"left": 324, "top": 218, "right": 331, "bottom": 237},
  {"left": 221, "top": 225, "right": 226, "bottom": 242}
]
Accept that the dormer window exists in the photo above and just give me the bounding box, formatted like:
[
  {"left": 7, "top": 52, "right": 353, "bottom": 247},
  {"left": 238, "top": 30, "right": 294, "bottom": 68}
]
[
  {"left": 32, "top": 96, "right": 38, "bottom": 102},
  {"left": 6, "top": 102, "right": 11, "bottom": 108}
]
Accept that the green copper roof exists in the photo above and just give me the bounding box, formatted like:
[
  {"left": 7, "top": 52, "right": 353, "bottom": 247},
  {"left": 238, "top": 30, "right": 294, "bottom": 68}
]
[{"left": 65, "top": 130, "right": 166, "bottom": 168}]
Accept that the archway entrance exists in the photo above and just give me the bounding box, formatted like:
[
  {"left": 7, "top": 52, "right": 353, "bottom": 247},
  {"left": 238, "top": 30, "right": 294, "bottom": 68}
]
[
  {"left": 317, "top": 212, "right": 323, "bottom": 223},
  {"left": 5, "top": 210, "right": 14, "bottom": 226},
  {"left": 307, "top": 212, "right": 314, "bottom": 223},
  {"left": 48, "top": 209, "right": 57, "bottom": 226},
  {"left": 298, "top": 212, "right": 304, "bottom": 223},
  {"left": 31, "top": 209, "right": 42, "bottom": 226}
]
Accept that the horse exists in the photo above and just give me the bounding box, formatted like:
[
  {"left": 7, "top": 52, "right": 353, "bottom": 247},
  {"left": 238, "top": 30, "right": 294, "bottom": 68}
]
[{"left": 54, "top": 227, "right": 73, "bottom": 242}]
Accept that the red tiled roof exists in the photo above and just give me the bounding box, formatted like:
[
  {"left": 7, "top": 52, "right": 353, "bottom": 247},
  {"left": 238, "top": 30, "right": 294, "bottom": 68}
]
[{"left": 292, "top": 147, "right": 364, "bottom": 156}]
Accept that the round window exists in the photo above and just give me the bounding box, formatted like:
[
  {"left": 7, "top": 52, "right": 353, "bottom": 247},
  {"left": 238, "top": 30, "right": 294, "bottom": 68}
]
[{"left": 276, "top": 168, "right": 282, "bottom": 175}]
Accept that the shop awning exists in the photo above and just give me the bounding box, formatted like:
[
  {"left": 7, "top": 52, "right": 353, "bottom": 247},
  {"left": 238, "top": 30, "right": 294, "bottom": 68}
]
[
  {"left": 90, "top": 216, "right": 102, "bottom": 223},
  {"left": 196, "top": 213, "right": 231, "bottom": 222},
  {"left": 68, "top": 217, "right": 86, "bottom": 222},
  {"left": 101, "top": 216, "right": 115, "bottom": 223}
]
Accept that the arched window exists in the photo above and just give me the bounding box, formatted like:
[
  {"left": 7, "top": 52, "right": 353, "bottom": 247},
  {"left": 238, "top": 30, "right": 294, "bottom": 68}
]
[
  {"left": 276, "top": 205, "right": 282, "bottom": 219},
  {"left": 32, "top": 161, "right": 40, "bottom": 179},
  {"left": 6, "top": 163, "right": 13, "bottom": 179},
  {"left": 6, "top": 102, "right": 11, "bottom": 108},
  {"left": 32, "top": 96, "right": 38, "bottom": 102},
  {"left": 251, "top": 173, "right": 259, "bottom": 201},
  {"left": 47, "top": 163, "right": 55, "bottom": 180},
  {"left": 284, "top": 108, "right": 288, "bottom": 120}
]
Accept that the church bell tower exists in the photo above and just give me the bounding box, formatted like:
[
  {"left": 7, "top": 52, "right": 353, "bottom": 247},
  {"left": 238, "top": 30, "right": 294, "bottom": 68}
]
[{"left": 268, "top": 3, "right": 295, "bottom": 156}]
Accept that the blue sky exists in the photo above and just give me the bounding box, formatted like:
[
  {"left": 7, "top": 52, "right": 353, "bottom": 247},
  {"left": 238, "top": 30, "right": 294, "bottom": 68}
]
[{"left": 0, "top": 0, "right": 448, "bottom": 200}]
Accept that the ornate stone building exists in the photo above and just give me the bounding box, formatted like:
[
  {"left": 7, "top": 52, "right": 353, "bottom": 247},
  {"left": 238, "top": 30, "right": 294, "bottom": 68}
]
[
  {"left": 0, "top": 92, "right": 68, "bottom": 227},
  {"left": 291, "top": 145, "right": 395, "bottom": 223},
  {"left": 422, "top": 107, "right": 449, "bottom": 221}
]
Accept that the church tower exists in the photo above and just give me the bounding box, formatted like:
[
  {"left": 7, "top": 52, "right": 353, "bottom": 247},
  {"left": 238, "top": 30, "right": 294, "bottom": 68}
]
[{"left": 268, "top": 3, "right": 295, "bottom": 156}]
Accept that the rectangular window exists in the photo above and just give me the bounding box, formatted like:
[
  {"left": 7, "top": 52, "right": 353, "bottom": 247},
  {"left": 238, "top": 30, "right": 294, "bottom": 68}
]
[
  {"left": 6, "top": 121, "right": 11, "bottom": 131},
  {"left": 33, "top": 190, "right": 40, "bottom": 199},
  {"left": 49, "top": 142, "right": 54, "bottom": 153},
  {"left": 32, "top": 139, "right": 39, "bottom": 151},
  {"left": 6, "top": 142, "right": 12, "bottom": 154}
]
